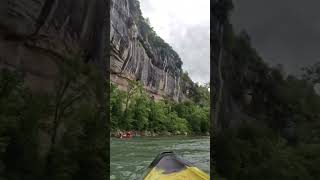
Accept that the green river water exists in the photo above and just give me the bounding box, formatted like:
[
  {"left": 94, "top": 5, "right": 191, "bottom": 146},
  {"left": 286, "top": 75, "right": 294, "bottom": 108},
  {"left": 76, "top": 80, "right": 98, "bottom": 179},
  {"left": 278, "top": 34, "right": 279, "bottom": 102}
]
[{"left": 110, "top": 136, "right": 210, "bottom": 180}]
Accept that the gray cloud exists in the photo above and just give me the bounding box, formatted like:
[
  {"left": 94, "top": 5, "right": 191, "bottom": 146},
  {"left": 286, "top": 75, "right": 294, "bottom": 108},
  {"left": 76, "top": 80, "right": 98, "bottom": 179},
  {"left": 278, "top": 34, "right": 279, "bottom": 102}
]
[
  {"left": 232, "top": 0, "right": 320, "bottom": 75},
  {"left": 169, "top": 24, "right": 210, "bottom": 84}
]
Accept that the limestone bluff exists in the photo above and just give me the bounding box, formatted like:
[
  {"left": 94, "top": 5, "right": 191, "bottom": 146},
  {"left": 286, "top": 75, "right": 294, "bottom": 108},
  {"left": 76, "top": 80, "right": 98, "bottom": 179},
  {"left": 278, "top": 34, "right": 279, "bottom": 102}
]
[
  {"left": 0, "top": 0, "right": 193, "bottom": 101},
  {"left": 111, "top": 0, "right": 192, "bottom": 101}
]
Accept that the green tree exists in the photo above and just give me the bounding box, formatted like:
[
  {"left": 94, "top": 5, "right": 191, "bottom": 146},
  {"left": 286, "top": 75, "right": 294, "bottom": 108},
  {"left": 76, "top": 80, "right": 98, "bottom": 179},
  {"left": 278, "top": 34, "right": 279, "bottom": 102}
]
[
  {"left": 110, "top": 84, "right": 125, "bottom": 129},
  {"left": 128, "top": 91, "right": 151, "bottom": 131},
  {"left": 149, "top": 100, "right": 169, "bottom": 132}
]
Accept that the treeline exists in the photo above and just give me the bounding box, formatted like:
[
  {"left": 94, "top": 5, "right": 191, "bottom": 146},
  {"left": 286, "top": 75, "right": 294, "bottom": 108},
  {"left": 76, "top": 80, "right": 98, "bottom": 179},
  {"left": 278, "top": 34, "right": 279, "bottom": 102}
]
[
  {"left": 110, "top": 80, "right": 210, "bottom": 135},
  {"left": 0, "top": 61, "right": 107, "bottom": 180},
  {"left": 212, "top": 1, "right": 320, "bottom": 178}
]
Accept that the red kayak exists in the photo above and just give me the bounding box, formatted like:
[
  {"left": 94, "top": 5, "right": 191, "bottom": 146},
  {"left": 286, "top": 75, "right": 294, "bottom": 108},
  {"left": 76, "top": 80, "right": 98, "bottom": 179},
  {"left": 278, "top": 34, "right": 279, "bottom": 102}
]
[{"left": 119, "top": 132, "right": 133, "bottom": 139}]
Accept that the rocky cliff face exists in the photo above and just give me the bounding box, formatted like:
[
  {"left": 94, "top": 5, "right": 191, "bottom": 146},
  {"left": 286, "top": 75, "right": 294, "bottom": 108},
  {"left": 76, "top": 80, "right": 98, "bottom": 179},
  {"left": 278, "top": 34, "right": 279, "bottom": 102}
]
[
  {"left": 110, "top": 0, "right": 187, "bottom": 101},
  {"left": 0, "top": 0, "right": 108, "bottom": 169},
  {"left": 0, "top": 0, "right": 107, "bottom": 91}
]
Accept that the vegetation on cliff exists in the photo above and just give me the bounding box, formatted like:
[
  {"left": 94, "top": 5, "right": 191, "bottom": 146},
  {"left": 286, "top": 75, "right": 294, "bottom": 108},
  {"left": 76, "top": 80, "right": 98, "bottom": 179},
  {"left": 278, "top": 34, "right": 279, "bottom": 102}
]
[
  {"left": 215, "top": 34, "right": 320, "bottom": 179},
  {"left": 213, "top": 1, "right": 320, "bottom": 179},
  {"left": 110, "top": 80, "right": 210, "bottom": 135},
  {"left": 132, "top": 0, "right": 183, "bottom": 70}
]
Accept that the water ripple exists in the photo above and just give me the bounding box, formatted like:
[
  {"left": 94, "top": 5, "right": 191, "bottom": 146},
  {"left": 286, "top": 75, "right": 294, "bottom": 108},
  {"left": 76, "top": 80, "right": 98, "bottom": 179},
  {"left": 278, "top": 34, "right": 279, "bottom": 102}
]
[{"left": 110, "top": 136, "right": 210, "bottom": 179}]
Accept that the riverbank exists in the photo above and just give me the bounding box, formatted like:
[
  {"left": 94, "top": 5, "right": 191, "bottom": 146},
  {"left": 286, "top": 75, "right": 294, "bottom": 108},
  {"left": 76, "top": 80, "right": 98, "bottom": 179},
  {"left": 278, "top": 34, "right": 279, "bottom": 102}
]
[{"left": 110, "top": 129, "right": 209, "bottom": 137}]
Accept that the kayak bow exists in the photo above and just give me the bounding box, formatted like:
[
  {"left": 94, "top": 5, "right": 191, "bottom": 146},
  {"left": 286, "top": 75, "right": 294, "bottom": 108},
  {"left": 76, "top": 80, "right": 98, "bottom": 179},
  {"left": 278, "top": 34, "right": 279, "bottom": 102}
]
[{"left": 144, "top": 151, "right": 209, "bottom": 180}]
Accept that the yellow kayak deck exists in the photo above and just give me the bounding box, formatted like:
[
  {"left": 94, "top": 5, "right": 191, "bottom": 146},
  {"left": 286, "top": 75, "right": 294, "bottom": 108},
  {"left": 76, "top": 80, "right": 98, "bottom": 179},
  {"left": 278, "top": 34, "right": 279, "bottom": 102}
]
[{"left": 144, "top": 152, "right": 209, "bottom": 180}]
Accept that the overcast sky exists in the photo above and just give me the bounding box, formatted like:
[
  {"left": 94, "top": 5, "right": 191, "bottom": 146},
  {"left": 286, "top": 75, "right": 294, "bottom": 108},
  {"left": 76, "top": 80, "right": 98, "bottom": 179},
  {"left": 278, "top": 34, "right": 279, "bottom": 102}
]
[
  {"left": 139, "top": 0, "right": 210, "bottom": 84},
  {"left": 232, "top": 0, "right": 320, "bottom": 76}
]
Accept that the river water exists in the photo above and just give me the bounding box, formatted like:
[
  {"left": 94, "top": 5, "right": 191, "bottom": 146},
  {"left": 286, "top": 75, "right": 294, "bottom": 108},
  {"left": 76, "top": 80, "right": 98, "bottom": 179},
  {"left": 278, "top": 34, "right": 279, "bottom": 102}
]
[{"left": 110, "top": 136, "right": 210, "bottom": 180}]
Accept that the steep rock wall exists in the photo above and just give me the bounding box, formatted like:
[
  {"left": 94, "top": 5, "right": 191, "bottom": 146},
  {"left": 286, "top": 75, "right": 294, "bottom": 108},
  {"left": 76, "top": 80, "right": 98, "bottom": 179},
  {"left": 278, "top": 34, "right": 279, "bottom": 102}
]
[
  {"left": 110, "top": 0, "right": 186, "bottom": 101},
  {"left": 0, "top": 0, "right": 107, "bottom": 92},
  {"left": 0, "top": 0, "right": 108, "bottom": 167}
]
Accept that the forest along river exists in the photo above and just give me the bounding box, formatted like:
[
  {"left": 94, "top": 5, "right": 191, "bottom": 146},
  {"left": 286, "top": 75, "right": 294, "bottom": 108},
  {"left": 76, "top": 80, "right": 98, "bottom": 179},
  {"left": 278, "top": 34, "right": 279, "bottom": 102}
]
[{"left": 110, "top": 136, "right": 210, "bottom": 179}]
